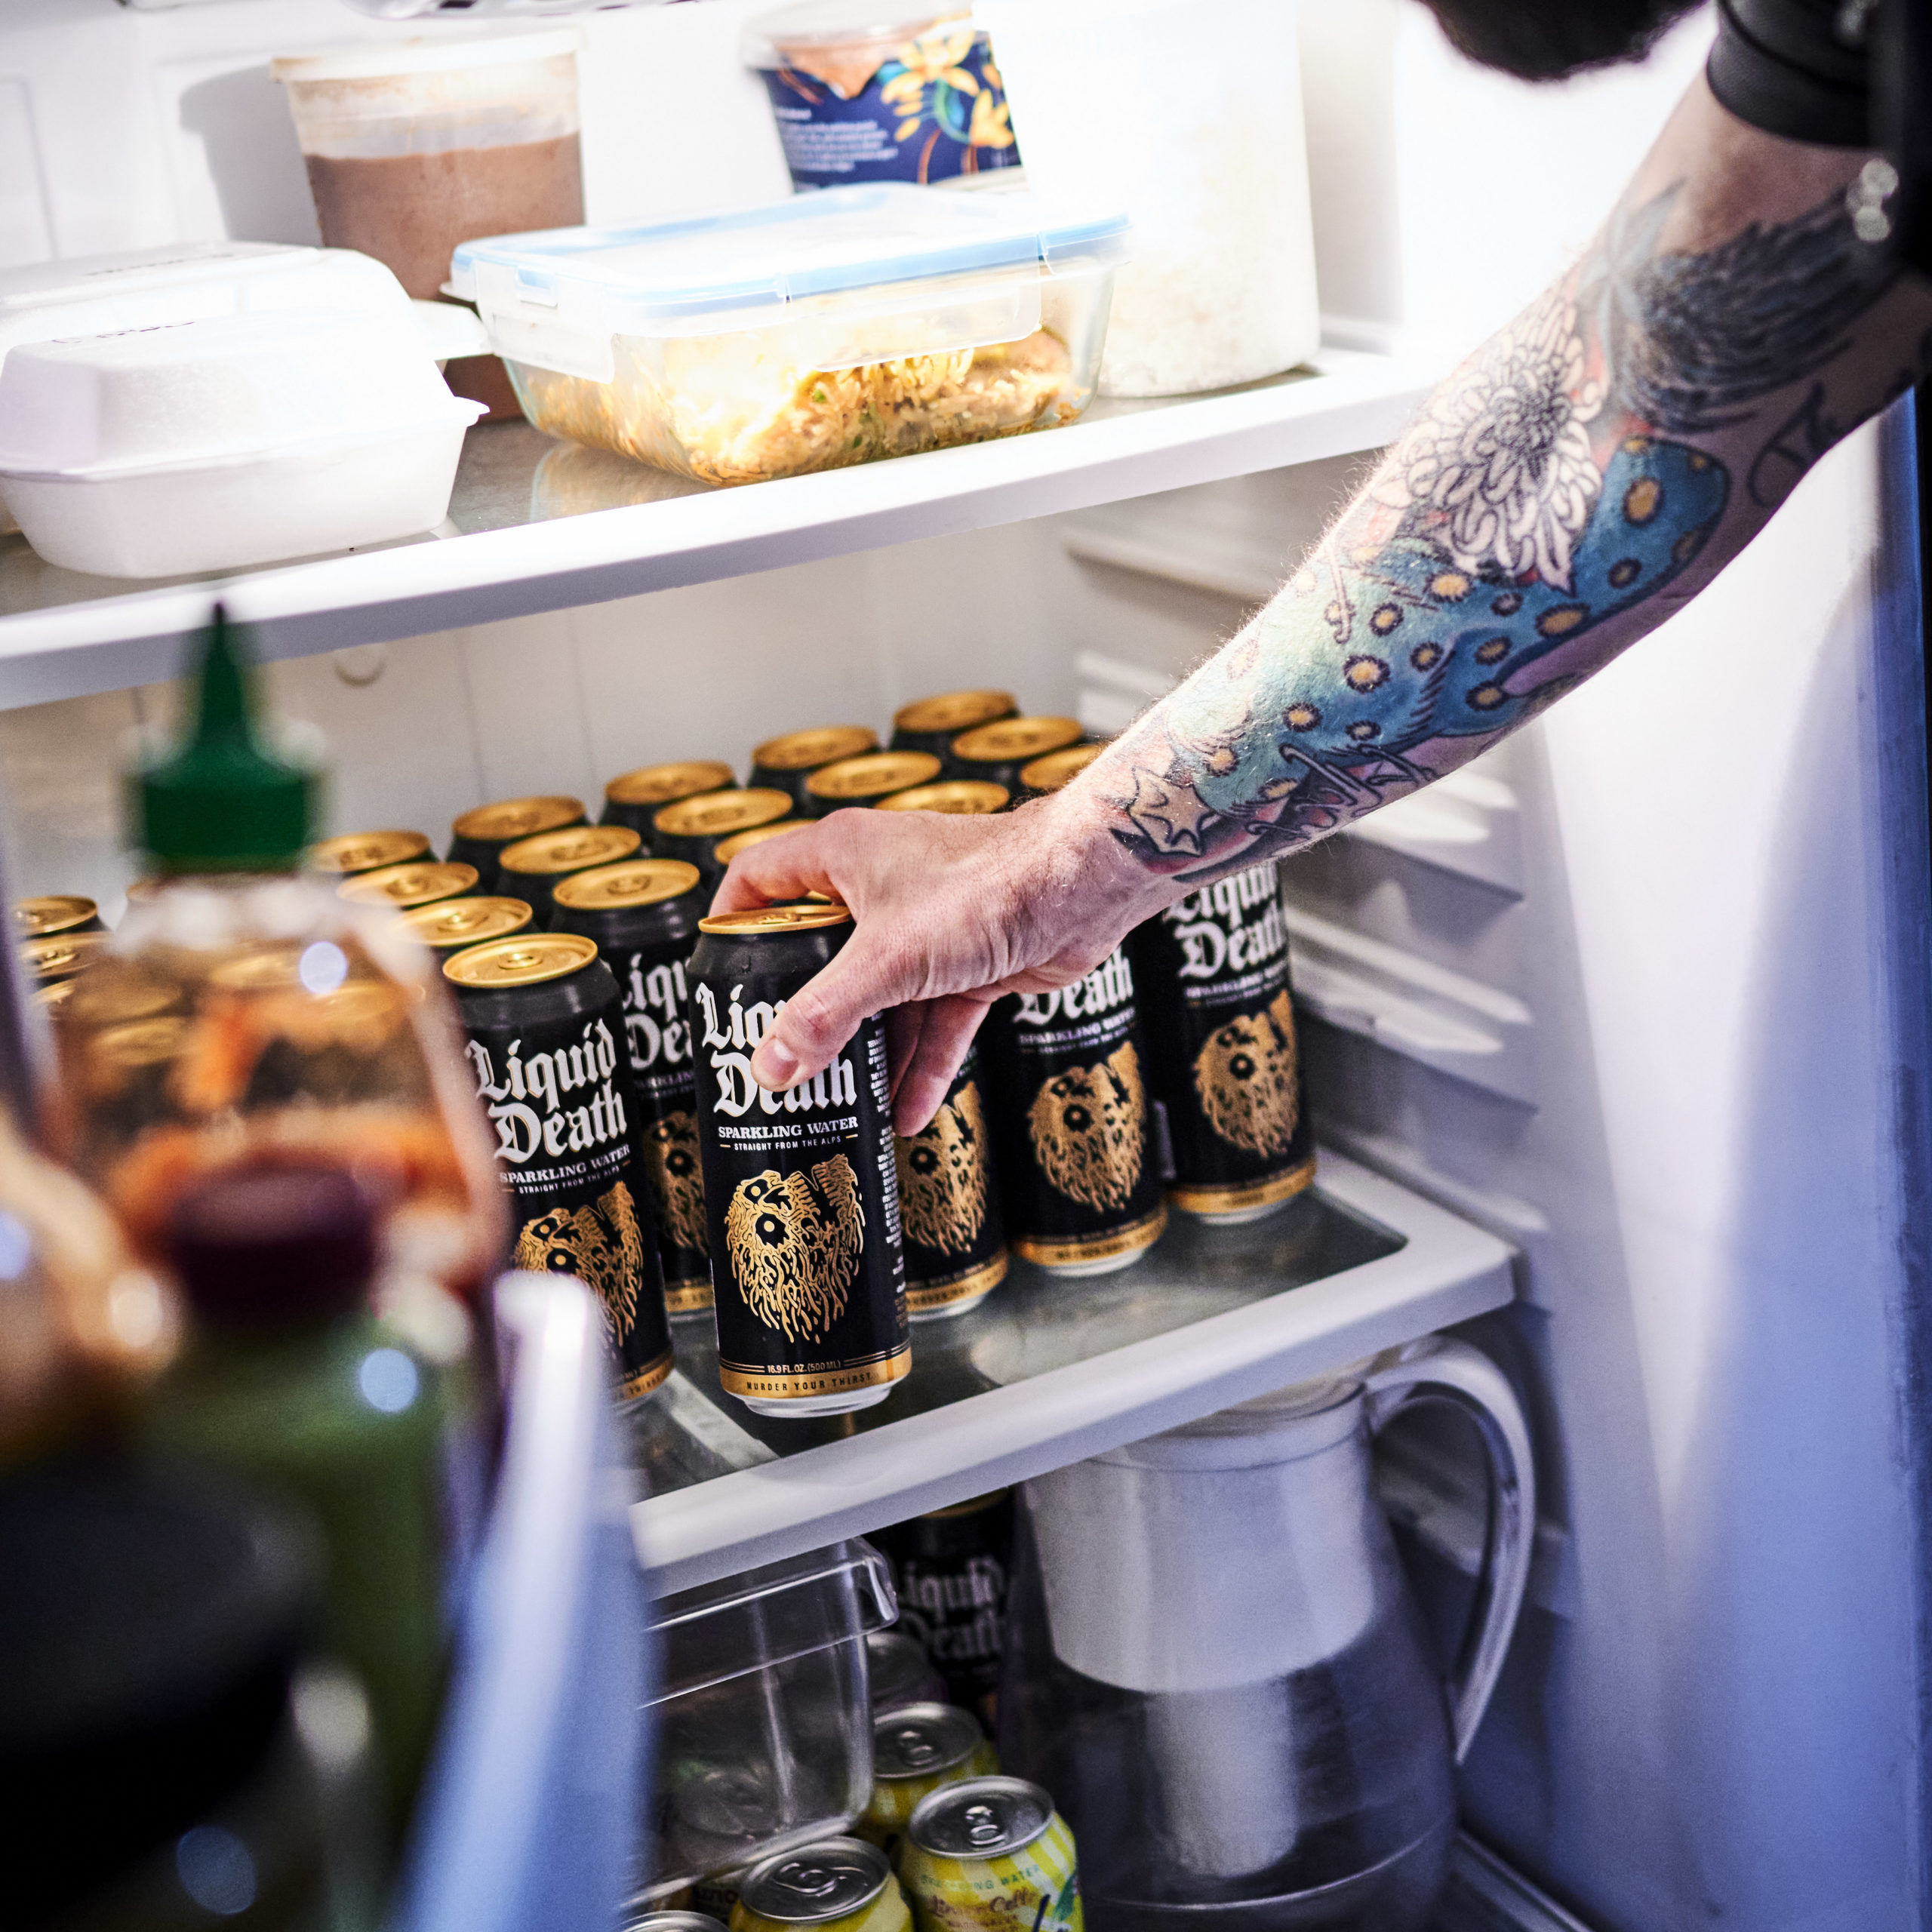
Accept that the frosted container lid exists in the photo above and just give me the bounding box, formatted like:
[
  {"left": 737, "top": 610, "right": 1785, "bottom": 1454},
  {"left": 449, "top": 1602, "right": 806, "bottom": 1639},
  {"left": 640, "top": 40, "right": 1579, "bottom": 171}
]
[
  {"left": 0, "top": 309, "right": 484, "bottom": 481},
  {"left": 740, "top": 0, "right": 969, "bottom": 66},
  {"left": 448, "top": 183, "right": 1130, "bottom": 336},
  {"left": 270, "top": 28, "right": 581, "bottom": 83},
  {"left": 0, "top": 243, "right": 414, "bottom": 360}
]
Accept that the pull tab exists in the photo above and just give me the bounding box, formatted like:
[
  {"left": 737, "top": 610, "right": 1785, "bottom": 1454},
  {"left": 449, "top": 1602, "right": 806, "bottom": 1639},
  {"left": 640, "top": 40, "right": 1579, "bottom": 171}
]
[{"left": 963, "top": 1804, "right": 1004, "bottom": 1848}]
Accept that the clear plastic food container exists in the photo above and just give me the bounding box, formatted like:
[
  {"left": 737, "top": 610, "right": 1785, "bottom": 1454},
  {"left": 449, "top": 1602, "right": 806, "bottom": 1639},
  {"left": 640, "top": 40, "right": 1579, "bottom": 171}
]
[
  {"left": 448, "top": 185, "right": 1130, "bottom": 486},
  {"left": 642, "top": 1540, "right": 896, "bottom": 1900}
]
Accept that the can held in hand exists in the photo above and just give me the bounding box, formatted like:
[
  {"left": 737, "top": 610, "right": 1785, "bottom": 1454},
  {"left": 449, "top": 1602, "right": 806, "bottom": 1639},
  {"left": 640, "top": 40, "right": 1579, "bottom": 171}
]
[
  {"left": 804, "top": 751, "right": 942, "bottom": 817},
  {"left": 750, "top": 725, "right": 879, "bottom": 809},
  {"left": 691, "top": 904, "right": 909, "bottom": 1415},
  {"left": 446, "top": 932, "right": 673, "bottom": 1401},
  {"left": 604, "top": 760, "right": 737, "bottom": 845},
  {"left": 900, "top": 1779, "right": 1082, "bottom": 1931},
  {"left": 732, "top": 1839, "right": 910, "bottom": 1932},
  {"left": 552, "top": 858, "right": 712, "bottom": 1315},
  {"left": 949, "top": 718, "right": 1081, "bottom": 796},
  {"left": 890, "top": 691, "right": 1017, "bottom": 764},
  {"left": 979, "top": 947, "right": 1165, "bottom": 1274},
  {"left": 395, "top": 896, "right": 534, "bottom": 955},
  {"left": 894, "top": 1044, "right": 1005, "bottom": 1318},
  {"left": 873, "top": 1491, "right": 1011, "bottom": 1722},
  {"left": 657, "top": 789, "right": 795, "bottom": 889},
  {"left": 308, "top": 829, "right": 432, "bottom": 877},
  {"left": 861, "top": 1703, "right": 1000, "bottom": 1847},
  {"left": 338, "top": 860, "right": 480, "bottom": 911},
  {"left": 499, "top": 823, "right": 641, "bottom": 918},
  {"left": 448, "top": 795, "right": 586, "bottom": 893},
  {"left": 874, "top": 781, "right": 1009, "bottom": 817},
  {"left": 1131, "top": 861, "right": 1313, "bottom": 1222}
]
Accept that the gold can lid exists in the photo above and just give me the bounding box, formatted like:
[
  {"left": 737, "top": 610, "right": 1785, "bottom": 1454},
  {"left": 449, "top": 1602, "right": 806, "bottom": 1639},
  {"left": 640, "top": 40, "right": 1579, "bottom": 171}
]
[
  {"left": 124, "top": 877, "right": 164, "bottom": 905},
  {"left": 308, "top": 829, "right": 432, "bottom": 875},
  {"left": 655, "top": 788, "right": 792, "bottom": 841},
  {"left": 894, "top": 689, "right": 1017, "bottom": 737},
  {"left": 20, "top": 931, "right": 108, "bottom": 980},
  {"left": 90, "top": 1016, "right": 189, "bottom": 1069},
  {"left": 14, "top": 894, "right": 98, "bottom": 937},
  {"left": 952, "top": 715, "right": 1084, "bottom": 765},
  {"left": 396, "top": 897, "right": 533, "bottom": 951},
  {"left": 605, "top": 759, "right": 736, "bottom": 808},
  {"left": 751, "top": 724, "right": 878, "bottom": 773},
  {"left": 698, "top": 902, "right": 852, "bottom": 936},
  {"left": 451, "top": 795, "right": 584, "bottom": 845},
  {"left": 553, "top": 859, "right": 702, "bottom": 912},
  {"left": 1019, "top": 742, "right": 1106, "bottom": 795},
  {"left": 33, "top": 978, "right": 78, "bottom": 1013},
  {"left": 805, "top": 750, "right": 943, "bottom": 804},
  {"left": 445, "top": 932, "right": 599, "bottom": 989},
  {"left": 714, "top": 820, "right": 805, "bottom": 866},
  {"left": 499, "top": 824, "right": 641, "bottom": 878},
  {"left": 338, "top": 860, "right": 480, "bottom": 909},
  {"left": 61, "top": 968, "right": 177, "bottom": 1026},
  {"left": 875, "top": 780, "right": 1010, "bottom": 816},
  {"left": 205, "top": 943, "right": 303, "bottom": 993}
]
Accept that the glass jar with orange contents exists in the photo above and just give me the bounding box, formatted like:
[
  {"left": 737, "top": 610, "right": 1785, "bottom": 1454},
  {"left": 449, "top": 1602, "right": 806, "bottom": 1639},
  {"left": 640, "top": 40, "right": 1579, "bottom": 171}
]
[{"left": 46, "top": 607, "right": 506, "bottom": 1310}]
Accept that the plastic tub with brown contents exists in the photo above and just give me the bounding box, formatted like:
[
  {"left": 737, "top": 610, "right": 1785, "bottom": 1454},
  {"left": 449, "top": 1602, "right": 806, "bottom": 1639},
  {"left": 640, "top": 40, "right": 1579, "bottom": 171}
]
[{"left": 273, "top": 32, "right": 584, "bottom": 421}]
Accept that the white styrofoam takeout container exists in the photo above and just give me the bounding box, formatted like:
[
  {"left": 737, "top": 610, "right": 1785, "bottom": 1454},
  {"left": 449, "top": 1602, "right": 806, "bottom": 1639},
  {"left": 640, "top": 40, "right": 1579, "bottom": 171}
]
[
  {"left": 0, "top": 309, "right": 486, "bottom": 579},
  {"left": 0, "top": 241, "right": 486, "bottom": 540}
]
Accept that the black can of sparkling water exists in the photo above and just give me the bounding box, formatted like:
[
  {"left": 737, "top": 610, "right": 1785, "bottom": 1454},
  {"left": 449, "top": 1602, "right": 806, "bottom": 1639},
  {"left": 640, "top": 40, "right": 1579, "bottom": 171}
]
[
  {"left": 1131, "top": 861, "right": 1315, "bottom": 1222},
  {"left": 873, "top": 1488, "right": 1014, "bottom": 1722},
  {"left": 894, "top": 1043, "right": 1007, "bottom": 1318},
  {"left": 748, "top": 724, "right": 878, "bottom": 811},
  {"left": 889, "top": 689, "right": 1017, "bottom": 763},
  {"left": 979, "top": 946, "right": 1167, "bottom": 1274},
  {"left": 551, "top": 858, "right": 712, "bottom": 1315},
  {"left": 446, "top": 932, "right": 673, "bottom": 1401},
  {"left": 690, "top": 903, "right": 909, "bottom": 1416}
]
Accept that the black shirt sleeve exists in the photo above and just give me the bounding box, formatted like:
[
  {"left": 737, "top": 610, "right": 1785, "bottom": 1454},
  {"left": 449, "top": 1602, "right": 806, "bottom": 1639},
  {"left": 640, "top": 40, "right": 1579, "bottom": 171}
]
[{"left": 1707, "top": 0, "right": 1873, "bottom": 146}]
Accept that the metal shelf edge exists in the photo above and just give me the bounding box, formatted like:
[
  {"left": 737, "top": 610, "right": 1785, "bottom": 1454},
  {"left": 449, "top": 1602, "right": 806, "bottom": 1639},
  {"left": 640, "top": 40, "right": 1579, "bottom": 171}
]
[
  {"left": 0, "top": 349, "right": 1428, "bottom": 708},
  {"left": 630, "top": 1147, "right": 1515, "bottom": 1594}
]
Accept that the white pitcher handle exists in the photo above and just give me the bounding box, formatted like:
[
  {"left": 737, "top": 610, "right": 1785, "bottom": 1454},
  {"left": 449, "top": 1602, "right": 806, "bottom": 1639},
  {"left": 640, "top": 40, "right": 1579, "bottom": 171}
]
[{"left": 1361, "top": 1337, "right": 1535, "bottom": 1764}]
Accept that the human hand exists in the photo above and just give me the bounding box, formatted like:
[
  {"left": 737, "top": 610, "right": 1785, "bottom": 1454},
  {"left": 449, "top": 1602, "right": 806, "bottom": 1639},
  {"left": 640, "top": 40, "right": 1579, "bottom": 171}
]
[{"left": 709, "top": 795, "right": 1169, "bottom": 1134}]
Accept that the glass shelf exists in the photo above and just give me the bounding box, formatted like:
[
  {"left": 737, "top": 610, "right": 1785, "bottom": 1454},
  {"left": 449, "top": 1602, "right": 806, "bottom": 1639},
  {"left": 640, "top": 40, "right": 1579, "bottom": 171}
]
[{"left": 626, "top": 1147, "right": 1515, "bottom": 1594}]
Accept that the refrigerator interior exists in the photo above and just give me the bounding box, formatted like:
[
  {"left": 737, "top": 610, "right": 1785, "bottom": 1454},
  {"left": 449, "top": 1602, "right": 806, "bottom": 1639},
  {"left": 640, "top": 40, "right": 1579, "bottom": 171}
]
[{"left": 2, "top": 2, "right": 1930, "bottom": 1929}]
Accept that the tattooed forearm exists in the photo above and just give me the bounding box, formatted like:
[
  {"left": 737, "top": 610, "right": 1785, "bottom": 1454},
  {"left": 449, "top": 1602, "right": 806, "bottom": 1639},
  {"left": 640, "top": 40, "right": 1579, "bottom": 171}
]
[{"left": 1082, "top": 82, "right": 1932, "bottom": 885}]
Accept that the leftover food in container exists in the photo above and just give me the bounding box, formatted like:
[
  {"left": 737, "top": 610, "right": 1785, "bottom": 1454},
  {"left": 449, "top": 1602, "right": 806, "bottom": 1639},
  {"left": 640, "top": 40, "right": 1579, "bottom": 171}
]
[
  {"left": 449, "top": 184, "right": 1129, "bottom": 486},
  {"left": 743, "top": 0, "right": 1021, "bottom": 191}
]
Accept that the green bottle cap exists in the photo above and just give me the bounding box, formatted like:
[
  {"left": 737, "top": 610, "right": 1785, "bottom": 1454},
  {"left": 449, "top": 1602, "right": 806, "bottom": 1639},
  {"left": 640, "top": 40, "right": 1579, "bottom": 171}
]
[{"left": 132, "top": 606, "right": 316, "bottom": 873}]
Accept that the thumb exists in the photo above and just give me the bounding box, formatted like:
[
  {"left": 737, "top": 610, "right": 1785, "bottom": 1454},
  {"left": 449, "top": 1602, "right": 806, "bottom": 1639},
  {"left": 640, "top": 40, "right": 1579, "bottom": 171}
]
[{"left": 749, "top": 926, "right": 924, "bottom": 1091}]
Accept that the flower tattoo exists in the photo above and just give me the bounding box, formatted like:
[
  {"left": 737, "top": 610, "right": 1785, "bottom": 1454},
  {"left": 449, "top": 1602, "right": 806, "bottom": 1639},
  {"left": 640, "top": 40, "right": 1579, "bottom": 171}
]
[{"left": 1380, "top": 290, "right": 1604, "bottom": 591}]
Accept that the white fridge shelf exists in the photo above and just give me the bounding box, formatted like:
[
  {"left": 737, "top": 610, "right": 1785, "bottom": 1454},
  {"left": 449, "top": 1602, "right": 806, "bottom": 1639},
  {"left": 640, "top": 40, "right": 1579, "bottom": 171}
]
[
  {"left": 627, "top": 1146, "right": 1515, "bottom": 1595},
  {"left": 0, "top": 347, "right": 1426, "bottom": 709}
]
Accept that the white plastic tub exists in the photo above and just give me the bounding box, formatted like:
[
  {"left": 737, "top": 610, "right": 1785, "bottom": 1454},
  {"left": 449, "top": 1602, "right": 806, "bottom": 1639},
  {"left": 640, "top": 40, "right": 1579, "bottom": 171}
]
[
  {"left": 448, "top": 185, "right": 1129, "bottom": 486},
  {"left": 0, "top": 309, "right": 485, "bottom": 579}
]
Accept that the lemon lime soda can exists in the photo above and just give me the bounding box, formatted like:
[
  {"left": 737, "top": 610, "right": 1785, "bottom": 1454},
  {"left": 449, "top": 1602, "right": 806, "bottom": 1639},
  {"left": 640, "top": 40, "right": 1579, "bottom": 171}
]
[
  {"left": 730, "top": 1838, "right": 911, "bottom": 1932},
  {"left": 859, "top": 1703, "right": 1000, "bottom": 1846},
  {"left": 900, "top": 1777, "right": 1082, "bottom": 1931}
]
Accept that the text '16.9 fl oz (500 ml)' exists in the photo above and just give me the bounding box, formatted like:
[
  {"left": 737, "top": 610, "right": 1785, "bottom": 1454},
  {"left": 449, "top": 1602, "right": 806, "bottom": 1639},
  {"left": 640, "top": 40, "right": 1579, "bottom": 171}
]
[
  {"left": 691, "top": 904, "right": 909, "bottom": 1417},
  {"left": 552, "top": 857, "right": 712, "bottom": 1315},
  {"left": 1131, "top": 860, "right": 1314, "bottom": 1221},
  {"left": 979, "top": 946, "right": 1167, "bottom": 1275},
  {"left": 445, "top": 933, "right": 673, "bottom": 1401}
]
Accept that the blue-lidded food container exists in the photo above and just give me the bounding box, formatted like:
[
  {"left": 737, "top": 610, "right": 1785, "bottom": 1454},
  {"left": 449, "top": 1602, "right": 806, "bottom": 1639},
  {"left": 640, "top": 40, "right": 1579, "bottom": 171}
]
[
  {"left": 448, "top": 185, "right": 1130, "bottom": 487},
  {"left": 742, "top": 0, "right": 1023, "bottom": 191}
]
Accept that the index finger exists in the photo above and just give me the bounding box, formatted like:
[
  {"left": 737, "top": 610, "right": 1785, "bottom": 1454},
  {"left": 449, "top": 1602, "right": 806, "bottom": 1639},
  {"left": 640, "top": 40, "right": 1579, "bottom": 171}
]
[{"left": 711, "top": 818, "right": 837, "bottom": 913}]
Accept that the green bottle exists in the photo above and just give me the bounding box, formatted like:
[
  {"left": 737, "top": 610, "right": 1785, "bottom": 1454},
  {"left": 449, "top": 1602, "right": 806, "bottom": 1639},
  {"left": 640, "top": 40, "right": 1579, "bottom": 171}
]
[{"left": 140, "top": 1163, "right": 448, "bottom": 1844}]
